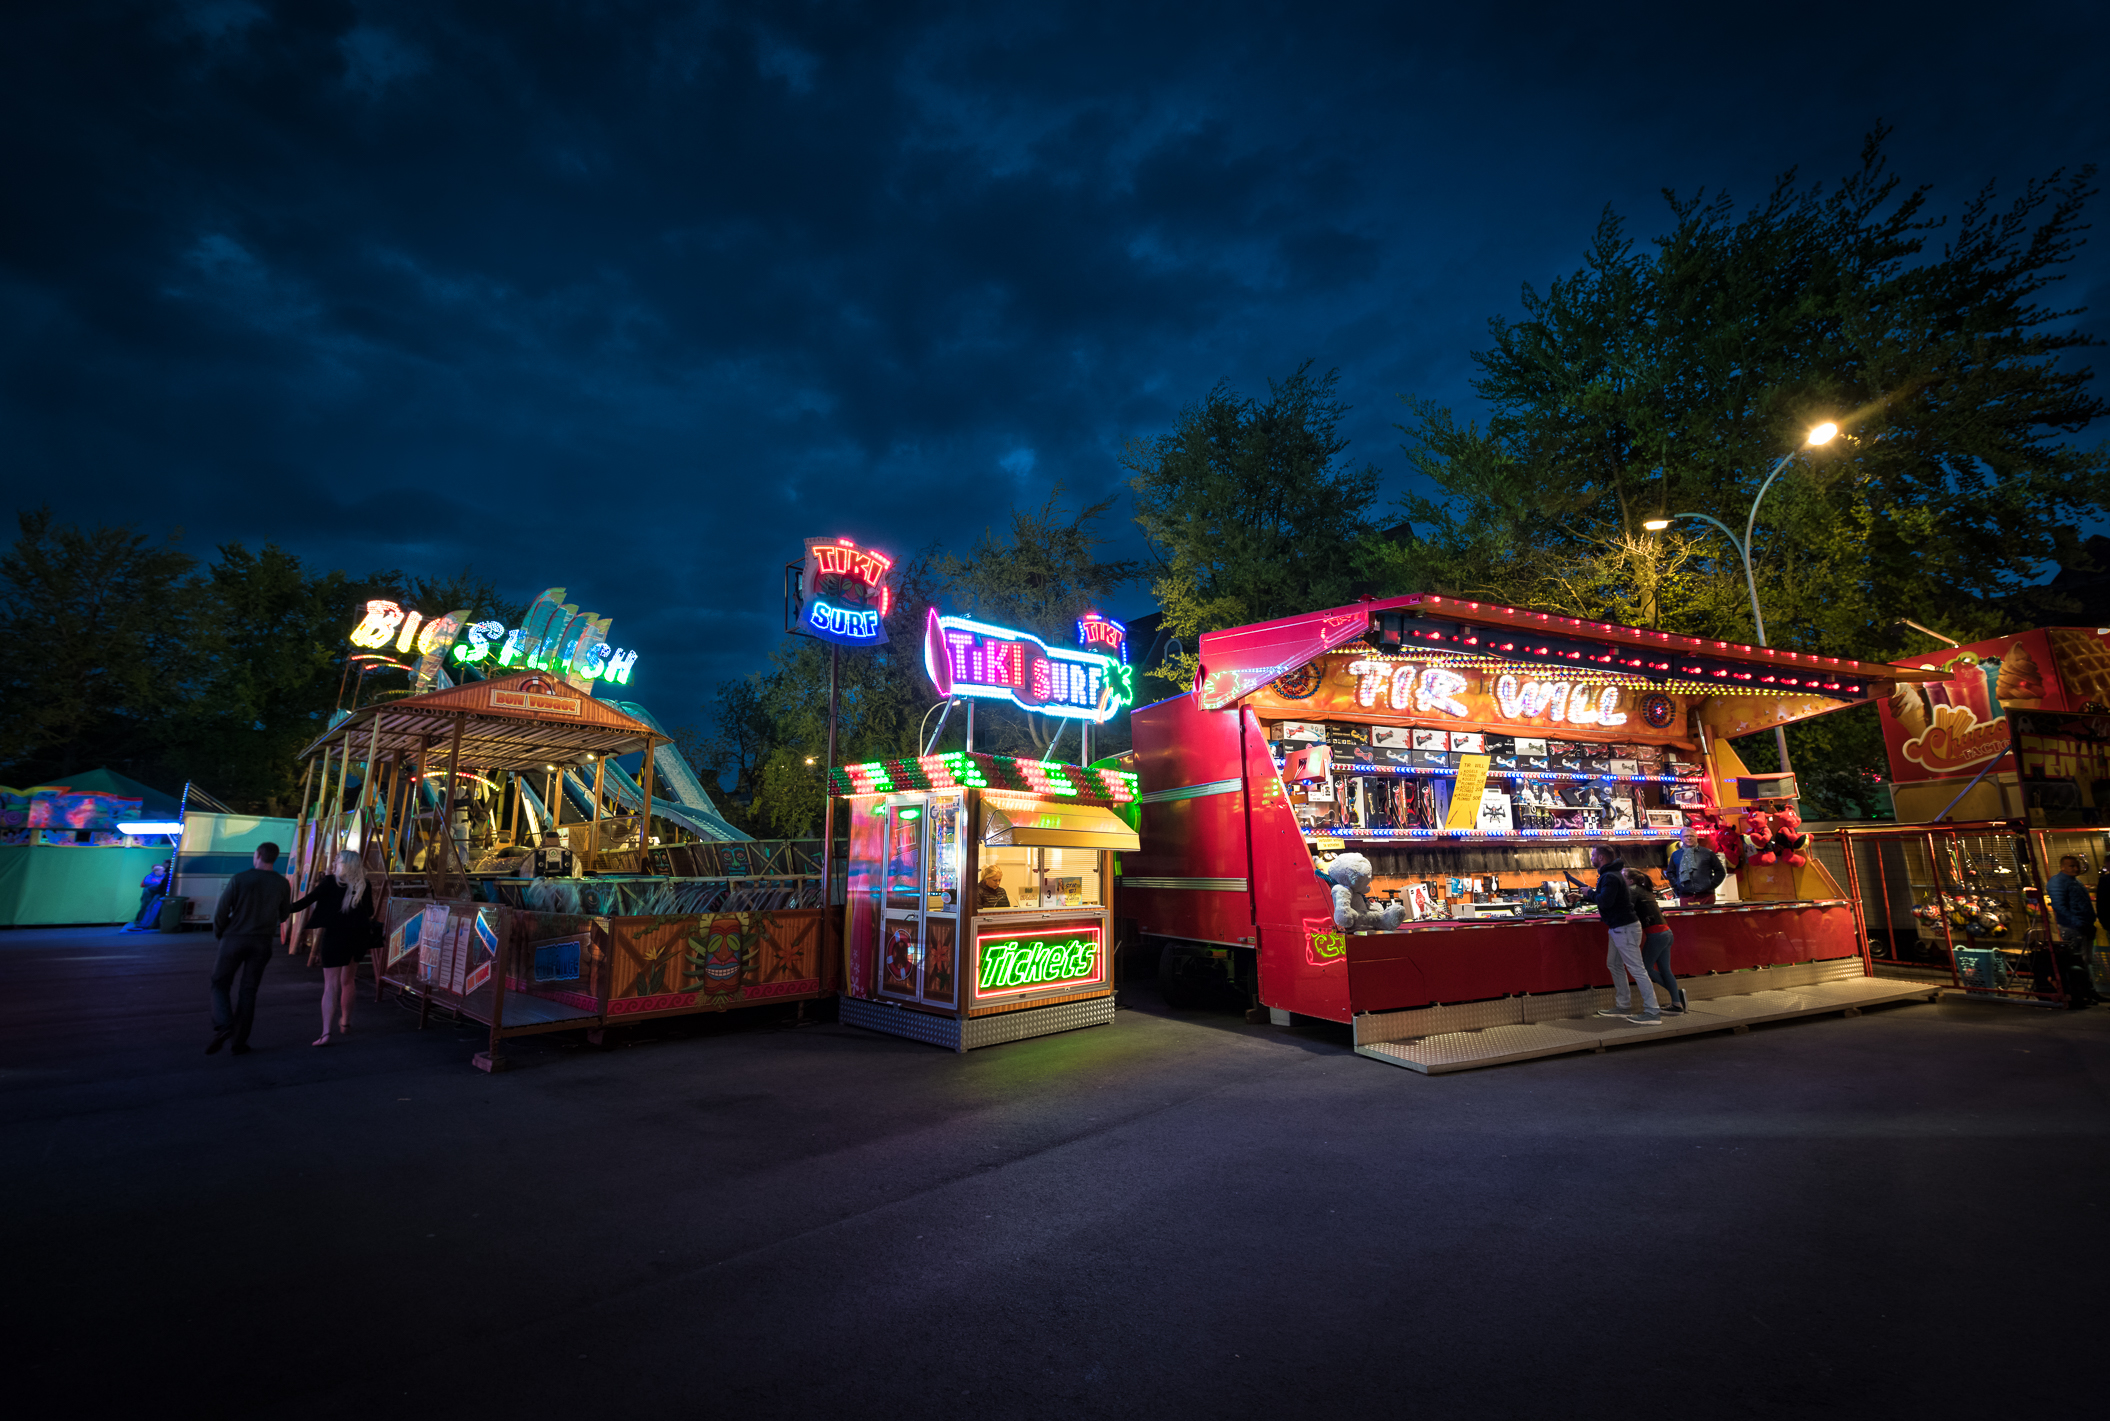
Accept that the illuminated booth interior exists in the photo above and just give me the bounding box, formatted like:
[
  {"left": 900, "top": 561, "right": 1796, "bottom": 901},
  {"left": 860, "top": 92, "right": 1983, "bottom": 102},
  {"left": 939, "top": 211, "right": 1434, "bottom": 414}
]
[
  {"left": 833, "top": 752, "right": 1139, "bottom": 1051},
  {"left": 1124, "top": 593, "right": 1950, "bottom": 1072}
]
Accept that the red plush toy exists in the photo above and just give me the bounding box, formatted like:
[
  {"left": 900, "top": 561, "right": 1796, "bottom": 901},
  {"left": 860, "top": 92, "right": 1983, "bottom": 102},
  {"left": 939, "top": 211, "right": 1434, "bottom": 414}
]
[
  {"left": 1697, "top": 810, "right": 1743, "bottom": 871},
  {"left": 1741, "top": 810, "right": 1775, "bottom": 865},
  {"left": 1767, "top": 807, "right": 1810, "bottom": 867}
]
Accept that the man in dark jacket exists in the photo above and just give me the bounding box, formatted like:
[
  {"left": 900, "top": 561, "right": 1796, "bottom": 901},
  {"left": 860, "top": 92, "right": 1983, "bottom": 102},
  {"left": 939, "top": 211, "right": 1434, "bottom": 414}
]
[
  {"left": 2047, "top": 856, "right": 2100, "bottom": 1005},
  {"left": 1566, "top": 847, "right": 1662, "bottom": 1024},
  {"left": 208, "top": 843, "right": 291, "bottom": 1055}
]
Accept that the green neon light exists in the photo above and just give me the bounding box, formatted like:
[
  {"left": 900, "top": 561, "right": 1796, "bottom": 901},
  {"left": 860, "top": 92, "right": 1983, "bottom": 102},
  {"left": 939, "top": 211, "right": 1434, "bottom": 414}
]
[{"left": 976, "top": 931, "right": 1101, "bottom": 994}]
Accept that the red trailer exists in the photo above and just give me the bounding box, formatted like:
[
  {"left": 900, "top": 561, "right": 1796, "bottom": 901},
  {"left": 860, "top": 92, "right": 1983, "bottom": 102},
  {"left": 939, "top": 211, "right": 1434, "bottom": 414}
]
[{"left": 1122, "top": 595, "right": 1947, "bottom": 1071}]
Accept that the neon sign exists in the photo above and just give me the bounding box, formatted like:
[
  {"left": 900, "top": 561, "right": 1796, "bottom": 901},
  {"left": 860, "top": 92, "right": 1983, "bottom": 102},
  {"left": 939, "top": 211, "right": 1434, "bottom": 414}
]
[
  {"left": 348, "top": 585, "right": 639, "bottom": 690},
  {"left": 974, "top": 926, "right": 1104, "bottom": 997},
  {"left": 1342, "top": 659, "right": 1626, "bottom": 728},
  {"left": 1493, "top": 674, "right": 1626, "bottom": 727},
  {"left": 1076, "top": 613, "right": 1128, "bottom": 664},
  {"left": 800, "top": 536, "right": 893, "bottom": 646},
  {"left": 923, "top": 609, "right": 1133, "bottom": 723}
]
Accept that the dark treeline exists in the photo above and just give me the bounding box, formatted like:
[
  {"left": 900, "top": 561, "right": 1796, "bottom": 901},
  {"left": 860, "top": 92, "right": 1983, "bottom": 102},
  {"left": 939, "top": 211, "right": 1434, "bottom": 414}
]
[{"left": 0, "top": 508, "right": 511, "bottom": 813}]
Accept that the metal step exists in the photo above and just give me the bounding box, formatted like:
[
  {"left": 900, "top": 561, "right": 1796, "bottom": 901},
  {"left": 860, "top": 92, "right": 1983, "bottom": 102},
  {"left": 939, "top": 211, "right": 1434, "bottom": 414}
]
[{"left": 1355, "top": 974, "right": 1941, "bottom": 1075}]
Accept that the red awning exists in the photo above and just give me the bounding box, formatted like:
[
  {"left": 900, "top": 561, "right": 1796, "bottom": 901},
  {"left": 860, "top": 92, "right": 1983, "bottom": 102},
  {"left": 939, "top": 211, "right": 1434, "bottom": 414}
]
[{"left": 1195, "top": 593, "right": 1942, "bottom": 709}]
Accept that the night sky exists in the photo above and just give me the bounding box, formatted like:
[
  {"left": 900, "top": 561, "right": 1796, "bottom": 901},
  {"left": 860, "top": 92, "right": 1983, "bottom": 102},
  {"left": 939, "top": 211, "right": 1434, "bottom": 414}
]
[{"left": 6, "top": 1, "right": 2106, "bottom": 727}]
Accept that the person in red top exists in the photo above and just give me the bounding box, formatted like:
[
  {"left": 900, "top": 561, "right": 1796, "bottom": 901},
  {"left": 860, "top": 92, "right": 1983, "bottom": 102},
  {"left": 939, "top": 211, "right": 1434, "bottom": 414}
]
[{"left": 1627, "top": 867, "right": 1687, "bottom": 1013}]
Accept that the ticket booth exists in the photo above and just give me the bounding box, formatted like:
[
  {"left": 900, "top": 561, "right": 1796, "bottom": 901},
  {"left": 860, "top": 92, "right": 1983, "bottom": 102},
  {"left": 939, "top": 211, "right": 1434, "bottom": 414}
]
[{"left": 835, "top": 752, "right": 1139, "bottom": 1051}]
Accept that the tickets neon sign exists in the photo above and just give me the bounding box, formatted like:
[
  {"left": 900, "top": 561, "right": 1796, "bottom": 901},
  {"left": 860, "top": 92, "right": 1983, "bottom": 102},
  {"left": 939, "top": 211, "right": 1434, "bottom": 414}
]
[
  {"left": 923, "top": 610, "right": 1133, "bottom": 723},
  {"left": 800, "top": 536, "right": 894, "bottom": 646},
  {"left": 974, "top": 926, "right": 1104, "bottom": 997}
]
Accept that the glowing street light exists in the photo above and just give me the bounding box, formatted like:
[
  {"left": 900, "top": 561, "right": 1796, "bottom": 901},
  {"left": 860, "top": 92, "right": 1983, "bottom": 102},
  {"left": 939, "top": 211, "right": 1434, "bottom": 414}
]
[{"left": 1640, "top": 422, "right": 1840, "bottom": 777}]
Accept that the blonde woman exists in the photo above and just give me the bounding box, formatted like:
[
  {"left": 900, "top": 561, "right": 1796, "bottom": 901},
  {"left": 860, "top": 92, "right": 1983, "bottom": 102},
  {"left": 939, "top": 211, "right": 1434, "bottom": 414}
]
[{"left": 289, "top": 851, "right": 381, "bottom": 1046}]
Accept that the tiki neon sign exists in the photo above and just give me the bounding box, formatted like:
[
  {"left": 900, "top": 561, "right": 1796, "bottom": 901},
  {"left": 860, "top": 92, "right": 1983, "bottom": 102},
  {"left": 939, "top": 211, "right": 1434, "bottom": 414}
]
[
  {"left": 974, "top": 926, "right": 1104, "bottom": 997},
  {"left": 923, "top": 610, "right": 1133, "bottom": 723},
  {"left": 800, "top": 536, "right": 894, "bottom": 646},
  {"left": 349, "top": 586, "right": 639, "bottom": 689},
  {"left": 1076, "top": 612, "right": 1128, "bottom": 664}
]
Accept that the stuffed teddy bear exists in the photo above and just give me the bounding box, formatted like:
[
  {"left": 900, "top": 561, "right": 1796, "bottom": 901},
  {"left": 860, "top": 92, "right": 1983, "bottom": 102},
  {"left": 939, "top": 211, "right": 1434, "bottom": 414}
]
[
  {"left": 1741, "top": 809, "right": 1775, "bottom": 865},
  {"left": 1687, "top": 809, "right": 1741, "bottom": 872},
  {"left": 1766, "top": 806, "right": 1810, "bottom": 867},
  {"left": 1321, "top": 852, "right": 1406, "bottom": 932}
]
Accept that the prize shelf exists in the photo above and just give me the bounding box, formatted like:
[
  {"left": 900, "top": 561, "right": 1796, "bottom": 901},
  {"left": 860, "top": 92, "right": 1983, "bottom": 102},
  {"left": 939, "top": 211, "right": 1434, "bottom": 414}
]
[
  {"left": 1302, "top": 763, "right": 1704, "bottom": 786},
  {"left": 1302, "top": 828, "right": 1684, "bottom": 846}
]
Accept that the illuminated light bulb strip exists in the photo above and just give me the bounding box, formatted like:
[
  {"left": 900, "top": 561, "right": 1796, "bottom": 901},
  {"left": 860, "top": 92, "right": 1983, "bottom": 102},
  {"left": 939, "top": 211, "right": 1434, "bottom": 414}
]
[
  {"left": 830, "top": 752, "right": 1137, "bottom": 803},
  {"left": 1305, "top": 828, "right": 1684, "bottom": 843},
  {"left": 1315, "top": 761, "right": 1704, "bottom": 786}
]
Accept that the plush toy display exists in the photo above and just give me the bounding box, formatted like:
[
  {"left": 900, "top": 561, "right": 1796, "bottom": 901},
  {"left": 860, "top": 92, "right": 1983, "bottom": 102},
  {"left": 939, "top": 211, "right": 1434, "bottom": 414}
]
[
  {"left": 1741, "top": 809, "right": 1775, "bottom": 865},
  {"left": 1321, "top": 852, "right": 1406, "bottom": 932},
  {"left": 1694, "top": 810, "right": 1743, "bottom": 871},
  {"left": 1766, "top": 807, "right": 1810, "bottom": 867}
]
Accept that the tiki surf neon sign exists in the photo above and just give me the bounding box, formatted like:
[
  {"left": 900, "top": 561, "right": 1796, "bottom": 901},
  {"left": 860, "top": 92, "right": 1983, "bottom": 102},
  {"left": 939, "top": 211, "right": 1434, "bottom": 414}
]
[
  {"left": 799, "top": 536, "right": 894, "bottom": 646},
  {"left": 974, "top": 925, "right": 1104, "bottom": 997},
  {"left": 924, "top": 610, "right": 1133, "bottom": 723}
]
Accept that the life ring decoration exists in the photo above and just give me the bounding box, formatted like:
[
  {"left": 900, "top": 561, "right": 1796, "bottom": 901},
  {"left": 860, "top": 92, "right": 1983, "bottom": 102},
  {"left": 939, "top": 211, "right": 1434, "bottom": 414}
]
[
  {"left": 1271, "top": 661, "right": 1323, "bottom": 699},
  {"left": 1640, "top": 692, "right": 1677, "bottom": 730}
]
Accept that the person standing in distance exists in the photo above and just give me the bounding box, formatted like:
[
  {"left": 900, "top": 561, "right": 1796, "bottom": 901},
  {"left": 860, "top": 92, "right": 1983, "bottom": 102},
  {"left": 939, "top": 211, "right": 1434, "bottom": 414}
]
[
  {"left": 1565, "top": 846, "right": 1662, "bottom": 1025},
  {"left": 2046, "top": 855, "right": 2101, "bottom": 1006},
  {"left": 208, "top": 842, "right": 292, "bottom": 1055}
]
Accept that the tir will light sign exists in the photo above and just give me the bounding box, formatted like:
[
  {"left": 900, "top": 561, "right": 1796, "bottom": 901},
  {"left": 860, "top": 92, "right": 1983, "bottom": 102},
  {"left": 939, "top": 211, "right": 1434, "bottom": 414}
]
[
  {"left": 923, "top": 610, "right": 1134, "bottom": 723},
  {"left": 799, "top": 537, "right": 894, "bottom": 646},
  {"left": 974, "top": 925, "right": 1104, "bottom": 998}
]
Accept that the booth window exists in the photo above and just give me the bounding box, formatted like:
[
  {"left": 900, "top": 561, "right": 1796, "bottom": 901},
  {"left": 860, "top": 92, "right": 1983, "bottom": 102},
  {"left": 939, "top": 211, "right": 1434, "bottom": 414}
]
[{"left": 977, "top": 846, "right": 1103, "bottom": 910}]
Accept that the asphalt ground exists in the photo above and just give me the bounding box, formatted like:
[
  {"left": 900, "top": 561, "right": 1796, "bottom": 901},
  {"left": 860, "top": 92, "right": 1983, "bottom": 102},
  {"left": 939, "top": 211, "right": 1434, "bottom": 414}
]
[{"left": 4, "top": 923, "right": 2107, "bottom": 1421}]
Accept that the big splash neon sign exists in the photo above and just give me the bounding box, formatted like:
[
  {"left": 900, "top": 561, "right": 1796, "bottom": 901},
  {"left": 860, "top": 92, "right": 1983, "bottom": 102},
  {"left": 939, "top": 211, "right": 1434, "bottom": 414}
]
[
  {"left": 349, "top": 586, "right": 639, "bottom": 689},
  {"left": 799, "top": 536, "right": 894, "bottom": 646},
  {"left": 923, "top": 610, "right": 1133, "bottom": 723}
]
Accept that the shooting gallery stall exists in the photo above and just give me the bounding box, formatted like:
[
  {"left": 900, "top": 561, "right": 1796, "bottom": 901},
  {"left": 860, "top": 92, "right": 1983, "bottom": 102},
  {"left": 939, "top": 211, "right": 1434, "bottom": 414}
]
[
  {"left": 1123, "top": 593, "right": 1951, "bottom": 1072},
  {"left": 295, "top": 669, "right": 831, "bottom": 1070},
  {"left": 833, "top": 752, "right": 1139, "bottom": 1051}
]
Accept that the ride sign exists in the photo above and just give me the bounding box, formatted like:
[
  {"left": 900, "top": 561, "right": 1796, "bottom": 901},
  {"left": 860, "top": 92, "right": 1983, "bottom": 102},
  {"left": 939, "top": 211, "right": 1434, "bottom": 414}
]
[{"left": 923, "top": 609, "right": 1133, "bottom": 723}]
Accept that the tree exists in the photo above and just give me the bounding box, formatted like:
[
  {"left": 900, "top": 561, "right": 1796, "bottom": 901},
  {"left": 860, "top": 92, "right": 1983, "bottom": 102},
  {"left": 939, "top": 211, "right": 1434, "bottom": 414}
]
[
  {"left": 1396, "top": 129, "right": 2108, "bottom": 816},
  {"left": 936, "top": 485, "right": 1141, "bottom": 757},
  {"left": 0, "top": 508, "right": 198, "bottom": 785},
  {"left": 1127, "top": 361, "right": 1407, "bottom": 691}
]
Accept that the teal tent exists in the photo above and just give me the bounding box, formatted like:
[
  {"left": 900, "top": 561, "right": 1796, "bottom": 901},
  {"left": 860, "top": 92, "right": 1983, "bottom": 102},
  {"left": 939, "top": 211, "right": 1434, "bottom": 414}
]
[{"left": 45, "top": 768, "right": 182, "bottom": 822}]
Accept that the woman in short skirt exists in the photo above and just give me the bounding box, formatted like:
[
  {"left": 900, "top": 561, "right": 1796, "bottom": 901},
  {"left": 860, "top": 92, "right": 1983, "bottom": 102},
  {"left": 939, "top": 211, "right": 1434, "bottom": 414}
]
[{"left": 289, "top": 851, "right": 381, "bottom": 1045}]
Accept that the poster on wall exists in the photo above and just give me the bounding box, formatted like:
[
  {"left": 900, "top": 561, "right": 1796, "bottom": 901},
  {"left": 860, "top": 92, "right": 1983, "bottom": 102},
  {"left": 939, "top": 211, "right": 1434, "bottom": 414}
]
[{"left": 1875, "top": 628, "right": 2090, "bottom": 784}]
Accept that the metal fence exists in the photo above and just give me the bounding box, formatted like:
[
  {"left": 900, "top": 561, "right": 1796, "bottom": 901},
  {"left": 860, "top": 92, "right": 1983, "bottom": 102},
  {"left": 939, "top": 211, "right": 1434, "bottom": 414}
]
[{"left": 1827, "top": 822, "right": 2076, "bottom": 1003}]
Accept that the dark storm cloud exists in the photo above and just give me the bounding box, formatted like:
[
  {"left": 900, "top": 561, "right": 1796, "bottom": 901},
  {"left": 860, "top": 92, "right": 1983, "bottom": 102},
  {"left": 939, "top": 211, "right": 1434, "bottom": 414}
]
[{"left": 4, "top": 1, "right": 2105, "bottom": 723}]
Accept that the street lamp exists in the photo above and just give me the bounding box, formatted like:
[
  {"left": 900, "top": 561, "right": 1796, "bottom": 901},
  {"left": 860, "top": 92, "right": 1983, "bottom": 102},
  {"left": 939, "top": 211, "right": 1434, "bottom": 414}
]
[{"left": 1644, "top": 422, "right": 1840, "bottom": 777}]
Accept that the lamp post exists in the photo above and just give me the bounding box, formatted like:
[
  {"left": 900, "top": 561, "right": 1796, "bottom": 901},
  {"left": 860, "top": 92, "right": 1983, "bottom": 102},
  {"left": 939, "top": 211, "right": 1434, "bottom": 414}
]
[{"left": 1642, "top": 422, "right": 1838, "bottom": 778}]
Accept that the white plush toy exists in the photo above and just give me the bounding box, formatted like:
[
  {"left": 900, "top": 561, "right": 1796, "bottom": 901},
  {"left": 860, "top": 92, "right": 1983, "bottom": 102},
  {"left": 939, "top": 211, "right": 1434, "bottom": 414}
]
[{"left": 1322, "top": 852, "right": 1406, "bottom": 932}]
